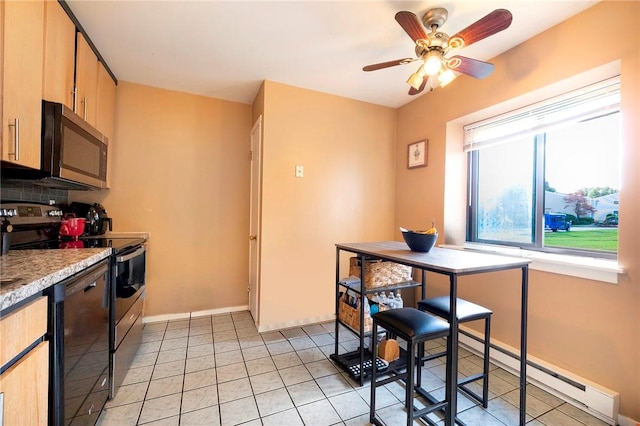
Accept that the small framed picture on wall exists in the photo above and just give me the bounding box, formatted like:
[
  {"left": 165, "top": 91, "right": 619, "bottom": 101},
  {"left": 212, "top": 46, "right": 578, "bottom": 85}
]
[{"left": 407, "top": 139, "right": 427, "bottom": 169}]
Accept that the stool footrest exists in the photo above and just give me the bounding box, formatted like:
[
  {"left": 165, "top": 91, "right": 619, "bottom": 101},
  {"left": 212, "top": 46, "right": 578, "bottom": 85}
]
[
  {"left": 412, "top": 400, "right": 447, "bottom": 418},
  {"left": 421, "top": 350, "right": 446, "bottom": 362},
  {"left": 459, "top": 372, "right": 483, "bottom": 386},
  {"left": 458, "top": 384, "right": 487, "bottom": 408},
  {"left": 415, "top": 386, "right": 439, "bottom": 405},
  {"left": 373, "top": 372, "right": 407, "bottom": 387}
]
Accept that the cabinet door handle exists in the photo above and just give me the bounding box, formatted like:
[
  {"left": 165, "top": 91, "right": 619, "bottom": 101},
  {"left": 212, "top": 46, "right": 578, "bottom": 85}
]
[
  {"left": 7, "top": 118, "right": 20, "bottom": 161},
  {"left": 83, "top": 97, "right": 87, "bottom": 120},
  {"left": 249, "top": 235, "right": 257, "bottom": 241},
  {"left": 73, "top": 87, "right": 78, "bottom": 112}
]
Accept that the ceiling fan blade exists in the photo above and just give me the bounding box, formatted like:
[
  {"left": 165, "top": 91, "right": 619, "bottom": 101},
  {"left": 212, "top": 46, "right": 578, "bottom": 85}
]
[
  {"left": 447, "top": 55, "right": 495, "bottom": 79},
  {"left": 363, "top": 58, "right": 416, "bottom": 72},
  {"left": 449, "top": 9, "right": 512, "bottom": 49},
  {"left": 408, "top": 77, "right": 428, "bottom": 95},
  {"left": 395, "top": 11, "right": 428, "bottom": 42}
]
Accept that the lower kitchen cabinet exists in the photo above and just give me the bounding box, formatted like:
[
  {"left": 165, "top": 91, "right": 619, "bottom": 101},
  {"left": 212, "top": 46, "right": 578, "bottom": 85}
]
[
  {"left": 0, "top": 341, "right": 49, "bottom": 426},
  {"left": 0, "top": 296, "right": 49, "bottom": 426}
]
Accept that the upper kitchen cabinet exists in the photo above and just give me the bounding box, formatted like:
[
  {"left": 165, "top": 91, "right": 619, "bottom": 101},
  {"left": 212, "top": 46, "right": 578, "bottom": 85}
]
[
  {"left": 75, "top": 32, "right": 98, "bottom": 126},
  {"left": 1, "top": 0, "right": 45, "bottom": 169},
  {"left": 96, "top": 61, "right": 116, "bottom": 140},
  {"left": 96, "top": 62, "right": 116, "bottom": 188},
  {"left": 43, "top": 0, "right": 75, "bottom": 109}
]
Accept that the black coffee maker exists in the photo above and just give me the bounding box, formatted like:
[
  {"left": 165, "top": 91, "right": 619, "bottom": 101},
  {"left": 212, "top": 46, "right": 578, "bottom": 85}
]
[{"left": 68, "top": 202, "right": 113, "bottom": 236}]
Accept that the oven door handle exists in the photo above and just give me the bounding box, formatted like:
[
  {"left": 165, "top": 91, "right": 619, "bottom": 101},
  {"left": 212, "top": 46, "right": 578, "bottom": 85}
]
[{"left": 116, "top": 246, "right": 145, "bottom": 263}]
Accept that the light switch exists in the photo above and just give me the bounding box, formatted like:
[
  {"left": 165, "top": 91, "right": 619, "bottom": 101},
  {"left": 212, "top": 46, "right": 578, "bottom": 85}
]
[{"left": 295, "top": 165, "right": 304, "bottom": 178}]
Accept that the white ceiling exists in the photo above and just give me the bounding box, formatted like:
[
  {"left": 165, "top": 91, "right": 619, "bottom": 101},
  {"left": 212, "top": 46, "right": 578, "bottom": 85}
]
[{"left": 65, "top": 1, "right": 599, "bottom": 108}]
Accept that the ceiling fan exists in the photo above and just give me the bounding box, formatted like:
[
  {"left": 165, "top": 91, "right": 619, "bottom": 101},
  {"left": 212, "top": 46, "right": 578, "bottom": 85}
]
[{"left": 363, "top": 7, "right": 513, "bottom": 95}]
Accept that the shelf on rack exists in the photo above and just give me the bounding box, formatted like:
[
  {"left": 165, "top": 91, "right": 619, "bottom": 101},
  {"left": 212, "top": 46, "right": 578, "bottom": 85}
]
[
  {"left": 337, "top": 280, "right": 420, "bottom": 294},
  {"left": 331, "top": 347, "right": 410, "bottom": 382},
  {"left": 330, "top": 349, "right": 388, "bottom": 381}
]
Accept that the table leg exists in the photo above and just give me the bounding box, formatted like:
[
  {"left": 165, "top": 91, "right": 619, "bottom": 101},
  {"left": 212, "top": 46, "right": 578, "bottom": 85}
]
[
  {"left": 445, "top": 274, "right": 458, "bottom": 426},
  {"left": 520, "top": 266, "right": 529, "bottom": 425},
  {"left": 358, "top": 253, "right": 366, "bottom": 386},
  {"left": 334, "top": 248, "right": 341, "bottom": 358}
]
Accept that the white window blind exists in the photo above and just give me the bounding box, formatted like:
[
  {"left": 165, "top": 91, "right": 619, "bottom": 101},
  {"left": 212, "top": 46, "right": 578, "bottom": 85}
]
[{"left": 463, "top": 76, "right": 620, "bottom": 152}]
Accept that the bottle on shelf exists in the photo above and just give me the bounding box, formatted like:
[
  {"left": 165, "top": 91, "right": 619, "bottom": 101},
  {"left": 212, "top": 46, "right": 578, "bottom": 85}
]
[
  {"left": 395, "top": 292, "right": 403, "bottom": 308},
  {"left": 379, "top": 291, "right": 387, "bottom": 307},
  {"left": 388, "top": 292, "right": 396, "bottom": 309}
]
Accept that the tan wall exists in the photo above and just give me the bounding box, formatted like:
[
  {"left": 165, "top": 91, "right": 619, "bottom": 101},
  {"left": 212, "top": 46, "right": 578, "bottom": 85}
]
[
  {"left": 72, "top": 82, "right": 253, "bottom": 317},
  {"left": 396, "top": 1, "right": 640, "bottom": 418},
  {"left": 257, "top": 81, "right": 397, "bottom": 329}
]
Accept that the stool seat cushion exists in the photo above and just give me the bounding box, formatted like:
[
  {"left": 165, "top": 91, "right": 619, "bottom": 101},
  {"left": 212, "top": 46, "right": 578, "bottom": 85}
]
[
  {"left": 372, "top": 307, "right": 449, "bottom": 341},
  {"left": 418, "top": 296, "right": 492, "bottom": 322}
]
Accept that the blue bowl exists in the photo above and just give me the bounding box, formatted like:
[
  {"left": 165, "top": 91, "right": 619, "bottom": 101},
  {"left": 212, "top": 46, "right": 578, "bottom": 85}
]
[{"left": 402, "top": 231, "right": 438, "bottom": 252}]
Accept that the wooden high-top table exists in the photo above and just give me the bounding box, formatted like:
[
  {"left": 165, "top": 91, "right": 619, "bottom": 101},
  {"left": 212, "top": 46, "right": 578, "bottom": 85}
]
[{"left": 334, "top": 241, "right": 531, "bottom": 426}]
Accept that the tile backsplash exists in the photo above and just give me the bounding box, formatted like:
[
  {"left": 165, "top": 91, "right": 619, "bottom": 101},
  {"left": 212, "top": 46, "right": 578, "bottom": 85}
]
[{"left": 0, "top": 181, "right": 68, "bottom": 205}]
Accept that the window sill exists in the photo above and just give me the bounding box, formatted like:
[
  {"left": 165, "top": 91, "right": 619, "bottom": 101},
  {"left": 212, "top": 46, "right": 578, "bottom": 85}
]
[{"left": 440, "top": 243, "right": 623, "bottom": 284}]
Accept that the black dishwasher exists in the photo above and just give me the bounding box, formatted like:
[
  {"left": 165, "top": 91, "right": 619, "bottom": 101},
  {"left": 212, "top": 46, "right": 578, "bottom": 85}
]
[{"left": 48, "top": 260, "right": 110, "bottom": 426}]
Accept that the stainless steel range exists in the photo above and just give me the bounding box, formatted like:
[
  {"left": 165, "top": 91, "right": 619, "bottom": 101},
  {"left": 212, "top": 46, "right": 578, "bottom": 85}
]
[{"left": 0, "top": 201, "right": 146, "bottom": 424}]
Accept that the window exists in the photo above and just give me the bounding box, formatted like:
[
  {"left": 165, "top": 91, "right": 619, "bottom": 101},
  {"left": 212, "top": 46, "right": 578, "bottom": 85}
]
[{"left": 465, "top": 77, "right": 620, "bottom": 258}]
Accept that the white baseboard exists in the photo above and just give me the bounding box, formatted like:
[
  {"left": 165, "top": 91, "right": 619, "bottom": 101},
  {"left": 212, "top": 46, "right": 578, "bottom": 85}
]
[
  {"left": 142, "top": 305, "right": 249, "bottom": 324},
  {"left": 458, "top": 326, "right": 620, "bottom": 425},
  {"left": 617, "top": 414, "right": 640, "bottom": 426},
  {"left": 191, "top": 305, "right": 249, "bottom": 318},
  {"left": 143, "top": 309, "right": 335, "bottom": 334},
  {"left": 257, "top": 313, "right": 336, "bottom": 333},
  {"left": 143, "top": 312, "right": 190, "bottom": 323}
]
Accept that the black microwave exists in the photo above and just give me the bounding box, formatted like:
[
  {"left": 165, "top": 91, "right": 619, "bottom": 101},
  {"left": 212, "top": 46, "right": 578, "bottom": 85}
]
[{"left": 41, "top": 100, "right": 108, "bottom": 189}]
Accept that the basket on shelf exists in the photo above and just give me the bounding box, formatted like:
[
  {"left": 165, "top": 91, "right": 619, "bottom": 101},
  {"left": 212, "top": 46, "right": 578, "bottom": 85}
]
[
  {"left": 349, "top": 257, "right": 412, "bottom": 288},
  {"left": 338, "top": 294, "right": 387, "bottom": 333}
]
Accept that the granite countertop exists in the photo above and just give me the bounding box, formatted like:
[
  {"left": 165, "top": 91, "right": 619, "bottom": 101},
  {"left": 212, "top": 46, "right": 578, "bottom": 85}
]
[{"left": 0, "top": 248, "right": 112, "bottom": 311}]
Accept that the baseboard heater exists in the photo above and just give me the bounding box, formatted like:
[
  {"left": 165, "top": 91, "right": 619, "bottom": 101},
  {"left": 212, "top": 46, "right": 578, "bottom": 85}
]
[{"left": 458, "top": 326, "right": 619, "bottom": 425}]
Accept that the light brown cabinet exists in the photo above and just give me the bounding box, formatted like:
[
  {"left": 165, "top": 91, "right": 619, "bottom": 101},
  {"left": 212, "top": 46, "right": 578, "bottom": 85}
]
[
  {"left": 75, "top": 32, "right": 98, "bottom": 126},
  {"left": 0, "top": 297, "right": 49, "bottom": 426},
  {"left": 1, "top": 0, "right": 45, "bottom": 169},
  {"left": 96, "top": 62, "right": 117, "bottom": 188},
  {"left": 0, "top": 342, "right": 49, "bottom": 426},
  {"left": 96, "top": 62, "right": 116, "bottom": 140},
  {"left": 43, "top": 0, "right": 75, "bottom": 109}
]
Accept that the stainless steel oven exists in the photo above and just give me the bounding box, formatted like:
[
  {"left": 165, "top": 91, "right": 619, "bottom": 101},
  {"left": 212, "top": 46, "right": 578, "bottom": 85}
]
[{"left": 110, "top": 243, "right": 146, "bottom": 398}]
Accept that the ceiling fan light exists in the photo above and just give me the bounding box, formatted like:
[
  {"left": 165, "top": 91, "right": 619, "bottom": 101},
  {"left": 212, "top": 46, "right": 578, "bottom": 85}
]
[
  {"left": 438, "top": 69, "right": 456, "bottom": 87},
  {"left": 423, "top": 52, "right": 442, "bottom": 76},
  {"left": 407, "top": 72, "right": 424, "bottom": 90}
]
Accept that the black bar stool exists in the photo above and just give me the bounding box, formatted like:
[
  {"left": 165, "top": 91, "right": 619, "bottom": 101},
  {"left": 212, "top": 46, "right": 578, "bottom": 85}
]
[
  {"left": 418, "top": 296, "right": 492, "bottom": 408},
  {"left": 370, "top": 307, "right": 450, "bottom": 426}
]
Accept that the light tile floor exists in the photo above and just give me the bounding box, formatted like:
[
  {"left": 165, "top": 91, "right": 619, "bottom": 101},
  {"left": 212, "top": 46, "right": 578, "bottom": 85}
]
[{"left": 97, "top": 311, "right": 610, "bottom": 426}]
